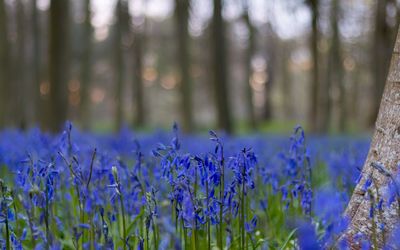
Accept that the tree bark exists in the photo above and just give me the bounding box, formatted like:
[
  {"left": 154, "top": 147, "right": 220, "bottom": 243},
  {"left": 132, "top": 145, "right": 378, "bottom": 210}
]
[
  {"left": 0, "top": 0, "right": 10, "bottom": 128},
  {"left": 341, "top": 26, "right": 400, "bottom": 249},
  {"left": 32, "top": 0, "right": 43, "bottom": 127},
  {"left": 212, "top": 0, "right": 233, "bottom": 133},
  {"left": 48, "top": 0, "right": 70, "bottom": 132},
  {"left": 114, "top": 0, "right": 127, "bottom": 130},
  {"left": 281, "top": 41, "right": 292, "bottom": 119},
  {"left": 307, "top": 0, "right": 320, "bottom": 132},
  {"left": 323, "top": 0, "right": 345, "bottom": 133},
  {"left": 242, "top": 0, "right": 256, "bottom": 129},
  {"left": 175, "top": 0, "right": 193, "bottom": 132},
  {"left": 15, "top": 0, "right": 27, "bottom": 129},
  {"left": 79, "top": 0, "right": 92, "bottom": 130},
  {"left": 132, "top": 19, "right": 145, "bottom": 129},
  {"left": 263, "top": 23, "right": 275, "bottom": 122}
]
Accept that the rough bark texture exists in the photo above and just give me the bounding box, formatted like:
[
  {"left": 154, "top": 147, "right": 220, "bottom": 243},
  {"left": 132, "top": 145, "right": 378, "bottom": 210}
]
[{"left": 342, "top": 26, "right": 400, "bottom": 248}]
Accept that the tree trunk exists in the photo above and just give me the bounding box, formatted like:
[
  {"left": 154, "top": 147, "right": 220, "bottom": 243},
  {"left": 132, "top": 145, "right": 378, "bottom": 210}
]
[
  {"left": 32, "top": 0, "right": 42, "bottom": 127},
  {"left": 175, "top": 0, "right": 193, "bottom": 132},
  {"left": 114, "top": 0, "right": 126, "bottom": 130},
  {"left": 48, "top": 0, "right": 70, "bottom": 132},
  {"left": 16, "top": 0, "right": 28, "bottom": 129},
  {"left": 323, "top": 0, "right": 345, "bottom": 133},
  {"left": 341, "top": 26, "right": 400, "bottom": 248},
  {"left": 79, "top": 0, "right": 92, "bottom": 130},
  {"left": 0, "top": 0, "right": 10, "bottom": 128},
  {"left": 281, "top": 41, "right": 292, "bottom": 119},
  {"left": 212, "top": 0, "right": 233, "bottom": 133},
  {"left": 132, "top": 20, "right": 145, "bottom": 129},
  {"left": 263, "top": 23, "right": 275, "bottom": 122},
  {"left": 307, "top": 0, "right": 320, "bottom": 132},
  {"left": 369, "top": 0, "right": 397, "bottom": 127},
  {"left": 242, "top": 0, "right": 256, "bottom": 129}
]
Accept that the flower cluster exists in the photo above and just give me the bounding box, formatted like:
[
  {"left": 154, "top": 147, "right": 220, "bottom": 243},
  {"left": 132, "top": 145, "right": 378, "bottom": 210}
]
[{"left": 0, "top": 122, "right": 372, "bottom": 249}]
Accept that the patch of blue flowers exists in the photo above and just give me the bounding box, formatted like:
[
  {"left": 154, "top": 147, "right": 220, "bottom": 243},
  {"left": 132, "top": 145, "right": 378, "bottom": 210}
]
[{"left": 0, "top": 122, "right": 397, "bottom": 249}]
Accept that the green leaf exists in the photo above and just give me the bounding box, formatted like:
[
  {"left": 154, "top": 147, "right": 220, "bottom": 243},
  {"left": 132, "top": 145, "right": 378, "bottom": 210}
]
[
  {"left": 280, "top": 228, "right": 297, "bottom": 250},
  {"left": 126, "top": 208, "right": 144, "bottom": 236}
]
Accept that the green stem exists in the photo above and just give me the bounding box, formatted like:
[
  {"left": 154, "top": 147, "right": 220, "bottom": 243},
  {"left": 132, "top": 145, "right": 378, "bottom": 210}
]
[
  {"left": 241, "top": 165, "right": 245, "bottom": 250},
  {"left": 146, "top": 226, "right": 149, "bottom": 250},
  {"left": 119, "top": 193, "right": 127, "bottom": 250},
  {"left": 219, "top": 152, "right": 225, "bottom": 250},
  {"left": 152, "top": 220, "right": 158, "bottom": 250},
  {"left": 206, "top": 182, "right": 211, "bottom": 250},
  {"left": 45, "top": 185, "right": 50, "bottom": 250},
  {"left": 5, "top": 214, "right": 10, "bottom": 250},
  {"left": 193, "top": 168, "right": 198, "bottom": 250},
  {"left": 183, "top": 225, "right": 188, "bottom": 250}
]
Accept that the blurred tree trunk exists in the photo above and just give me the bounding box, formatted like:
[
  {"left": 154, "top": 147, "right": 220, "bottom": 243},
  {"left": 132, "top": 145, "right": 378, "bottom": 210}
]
[
  {"left": 0, "top": 0, "right": 9, "bottom": 128},
  {"left": 48, "top": 0, "right": 70, "bottom": 132},
  {"left": 32, "top": 0, "right": 42, "bottom": 126},
  {"left": 79, "top": 0, "right": 92, "bottom": 129},
  {"left": 114, "top": 0, "right": 126, "bottom": 130},
  {"left": 335, "top": 0, "right": 345, "bottom": 133},
  {"left": 242, "top": 0, "right": 256, "bottom": 129},
  {"left": 212, "top": 0, "right": 232, "bottom": 133},
  {"left": 349, "top": 63, "right": 360, "bottom": 126},
  {"left": 323, "top": 0, "right": 344, "bottom": 132},
  {"left": 16, "top": 0, "right": 27, "bottom": 129},
  {"left": 281, "top": 41, "right": 292, "bottom": 119},
  {"left": 263, "top": 23, "right": 275, "bottom": 122},
  {"left": 341, "top": 26, "right": 400, "bottom": 248},
  {"left": 131, "top": 7, "right": 145, "bottom": 129},
  {"left": 307, "top": 0, "right": 320, "bottom": 132},
  {"left": 175, "top": 0, "right": 193, "bottom": 132},
  {"left": 369, "top": 0, "right": 397, "bottom": 127},
  {"left": 132, "top": 24, "right": 145, "bottom": 129}
]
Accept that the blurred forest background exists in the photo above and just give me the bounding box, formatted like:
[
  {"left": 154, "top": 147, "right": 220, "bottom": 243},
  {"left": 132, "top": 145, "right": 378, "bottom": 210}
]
[{"left": 0, "top": 0, "right": 398, "bottom": 134}]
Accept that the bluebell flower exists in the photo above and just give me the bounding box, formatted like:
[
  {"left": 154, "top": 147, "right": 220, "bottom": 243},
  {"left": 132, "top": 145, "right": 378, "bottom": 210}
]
[{"left": 297, "top": 222, "right": 320, "bottom": 250}]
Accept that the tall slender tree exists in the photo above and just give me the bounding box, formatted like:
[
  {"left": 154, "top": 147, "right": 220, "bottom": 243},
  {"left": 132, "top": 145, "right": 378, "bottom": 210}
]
[
  {"left": 32, "top": 0, "right": 42, "bottom": 126},
  {"left": 79, "top": 0, "right": 92, "bottom": 129},
  {"left": 306, "top": 0, "right": 320, "bottom": 132},
  {"left": 322, "top": 0, "right": 344, "bottom": 132},
  {"left": 212, "top": 0, "right": 232, "bottom": 133},
  {"left": 175, "top": 0, "right": 193, "bottom": 132},
  {"left": 114, "top": 0, "right": 128, "bottom": 130},
  {"left": 131, "top": 2, "right": 145, "bottom": 128},
  {"left": 333, "top": 0, "right": 346, "bottom": 132},
  {"left": 280, "top": 41, "right": 292, "bottom": 119},
  {"left": 241, "top": 0, "right": 256, "bottom": 129},
  {"left": 48, "top": 0, "right": 70, "bottom": 132},
  {"left": 0, "top": 0, "right": 9, "bottom": 128},
  {"left": 263, "top": 22, "right": 276, "bottom": 122},
  {"left": 16, "top": 0, "right": 27, "bottom": 128}
]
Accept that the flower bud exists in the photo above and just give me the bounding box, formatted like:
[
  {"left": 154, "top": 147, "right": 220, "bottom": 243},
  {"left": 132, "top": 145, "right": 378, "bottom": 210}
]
[{"left": 112, "top": 166, "right": 119, "bottom": 180}]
